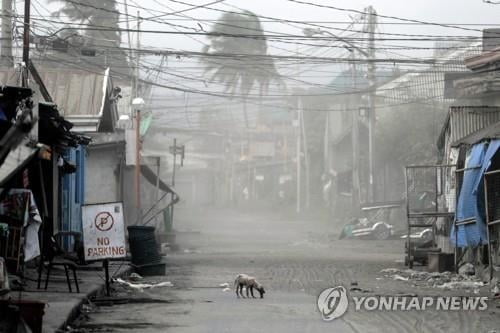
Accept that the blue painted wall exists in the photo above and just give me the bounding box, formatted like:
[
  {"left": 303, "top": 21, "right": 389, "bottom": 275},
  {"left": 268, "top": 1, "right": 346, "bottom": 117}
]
[{"left": 61, "top": 145, "right": 86, "bottom": 233}]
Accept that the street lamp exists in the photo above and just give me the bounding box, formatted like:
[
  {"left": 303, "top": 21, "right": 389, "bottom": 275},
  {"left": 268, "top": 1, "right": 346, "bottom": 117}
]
[
  {"left": 302, "top": 28, "right": 369, "bottom": 57},
  {"left": 303, "top": 27, "right": 376, "bottom": 204}
]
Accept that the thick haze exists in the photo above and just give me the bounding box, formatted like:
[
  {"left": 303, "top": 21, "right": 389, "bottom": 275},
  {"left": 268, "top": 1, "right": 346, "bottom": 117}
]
[{"left": 31, "top": 0, "right": 500, "bottom": 128}]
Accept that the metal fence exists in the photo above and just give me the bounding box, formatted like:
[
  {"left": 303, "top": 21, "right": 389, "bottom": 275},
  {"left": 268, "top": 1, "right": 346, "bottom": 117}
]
[
  {"left": 405, "top": 165, "right": 456, "bottom": 268},
  {"left": 405, "top": 165, "right": 457, "bottom": 215}
]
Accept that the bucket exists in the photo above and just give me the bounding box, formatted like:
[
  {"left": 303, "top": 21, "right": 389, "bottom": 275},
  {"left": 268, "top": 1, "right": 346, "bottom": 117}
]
[{"left": 127, "top": 226, "right": 162, "bottom": 265}]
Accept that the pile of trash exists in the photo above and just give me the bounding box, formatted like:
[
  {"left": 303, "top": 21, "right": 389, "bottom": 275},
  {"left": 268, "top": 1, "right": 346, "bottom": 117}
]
[
  {"left": 379, "top": 267, "right": 486, "bottom": 292},
  {"left": 113, "top": 273, "right": 174, "bottom": 292}
]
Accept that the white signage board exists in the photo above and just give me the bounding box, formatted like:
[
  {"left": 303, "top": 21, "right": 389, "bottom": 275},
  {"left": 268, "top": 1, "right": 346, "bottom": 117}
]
[{"left": 82, "top": 202, "right": 126, "bottom": 261}]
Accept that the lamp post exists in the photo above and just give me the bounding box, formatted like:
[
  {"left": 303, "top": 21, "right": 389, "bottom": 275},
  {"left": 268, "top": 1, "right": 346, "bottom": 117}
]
[
  {"left": 132, "top": 97, "right": 145, "bottom": 223},
  {"left": 303, "top": 28, "right": 369, "bottom": 58},
  {"left": 303, "top": 27, "right": 376, "bottom": 204}
]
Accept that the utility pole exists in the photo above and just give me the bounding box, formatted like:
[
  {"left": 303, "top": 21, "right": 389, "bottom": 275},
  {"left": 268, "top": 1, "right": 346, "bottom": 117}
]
[
  {"left": 350, "top": 49, "right": 360, "bottom": 214},
  {"left": 1, "top": 0, "right": 13, "bottom": 66},
  {"left": 132, "top": 11, "right": 142, "bottom": 223},
  {"left": 228, "top": 135, "right": 235, "bottom": 204},
  {"left": 323, "top": 112, "right": 329, "bottom": 176},
  {"left": 169, "top": 139, "right": 184, "bottom": 225},
  {"left": 135, "top": 11, "right": 140, "bottom": 98},
  {"left": 366, "top": 6, "right": 377, "bottom": 203},
  {"left": 123, "top": 0, "right": 132, "bottom": 58},
  {"left": 296, "top": 98, "right": 302, "bottom": 213},
  {"left": 22, "top": 0, "right": 30, "bottom": 87},
  {"left": 300, "top": 99, "right": 310, "bottom": 209}
]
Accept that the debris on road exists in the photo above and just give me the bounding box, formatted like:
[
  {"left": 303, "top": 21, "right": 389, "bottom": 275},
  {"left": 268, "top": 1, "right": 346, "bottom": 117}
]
[
  {"left": 379, "top": 268, "right": 487, "bottom": 291},
  {"left": 458, "top": 263, "right": 475, "bottom": 276},
  {"left": 349, "top": 281, "right": 372, "bottom": 293},
  {"left": 349, "top": 286, "right": 373, "bottom": 293},
  {"left": 114, "top": 278, "right": 173, "bottom": 292},
  {"left": 393, "top": 274, "right": 409, "bottom": 281},
  {"left": 438, "top": 281, "right": 484, "bottom": 290},
  {"left": 380, "top": 268, "right": 400, "bottom": 274},
  {"left": 490, "top": 277, "right": 499, "bottom": 294},
  {"left": 219, "top": 282, "right": 231, "bottom": 292}
]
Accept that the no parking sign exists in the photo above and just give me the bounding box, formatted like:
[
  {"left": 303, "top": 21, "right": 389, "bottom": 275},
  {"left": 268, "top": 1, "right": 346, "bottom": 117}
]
[{"left": 82, "top": 202, "right": 126, "bottom": 261}]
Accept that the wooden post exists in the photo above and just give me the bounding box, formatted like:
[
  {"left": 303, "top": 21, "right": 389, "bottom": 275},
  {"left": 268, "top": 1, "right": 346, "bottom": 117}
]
[
  {"left": 103, "top": 259, "right": 110, "bottom": 296},
  {"left": 52, "top": 151, "right": 59, "bottom": 234}
]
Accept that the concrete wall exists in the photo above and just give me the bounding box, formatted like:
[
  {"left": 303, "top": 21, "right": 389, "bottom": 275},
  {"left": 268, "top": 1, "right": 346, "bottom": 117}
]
[
  {"left": 85, "top": 144, "right": 171, "bottom": 228},
  {"left": 85, "top": 145, "right": 121, "bottom": 205}
]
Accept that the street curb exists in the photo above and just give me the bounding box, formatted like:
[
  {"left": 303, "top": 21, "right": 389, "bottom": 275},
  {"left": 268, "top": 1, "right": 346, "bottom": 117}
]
[{"left": 56, "top": 264, "right": 132, "bottom": 332}]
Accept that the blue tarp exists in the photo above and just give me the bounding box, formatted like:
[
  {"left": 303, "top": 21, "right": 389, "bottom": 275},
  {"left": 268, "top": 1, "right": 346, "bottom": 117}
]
[{"left": 452, "top": 140, "right": 500, "bottom": 247}]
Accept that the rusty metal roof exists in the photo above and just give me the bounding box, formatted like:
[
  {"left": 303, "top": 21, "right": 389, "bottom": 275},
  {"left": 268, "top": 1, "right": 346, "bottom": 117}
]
[
  {"left": 438, "top": 106, "right": 500, "bottom": 149},
  {"left": 0, "top": 67, "right": 106, "bottom": 116},
  {"left": 453, "top": 120, "right": 500, "bottom": 146},
  {"left": 0, "top": 67, "right": 118, "bottom": 132},
  {"left": 449, "top": 106, "right": 500, "bottom": 143}
]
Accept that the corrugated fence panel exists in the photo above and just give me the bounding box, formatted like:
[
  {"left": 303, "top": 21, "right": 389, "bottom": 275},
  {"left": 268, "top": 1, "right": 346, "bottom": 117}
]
[{"left": 450, "top": 106, "right": 500, "bottom": 143}]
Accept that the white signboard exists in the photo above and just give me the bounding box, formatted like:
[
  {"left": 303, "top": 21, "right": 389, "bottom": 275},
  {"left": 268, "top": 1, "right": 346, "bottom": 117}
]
[{"left": 82, "top": 202, "right": 126, "bottom": 261}]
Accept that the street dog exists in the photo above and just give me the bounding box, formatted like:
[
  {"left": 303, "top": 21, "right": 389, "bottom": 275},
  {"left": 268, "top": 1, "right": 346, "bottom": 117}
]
[{"left": 234, "top": 274, "right": 266, "bottom": 299}]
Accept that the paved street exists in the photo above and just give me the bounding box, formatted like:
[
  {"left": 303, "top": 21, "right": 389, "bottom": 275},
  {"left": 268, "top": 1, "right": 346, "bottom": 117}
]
[{"left": 75, "top": 207, "right": 500, "bottom": 333}]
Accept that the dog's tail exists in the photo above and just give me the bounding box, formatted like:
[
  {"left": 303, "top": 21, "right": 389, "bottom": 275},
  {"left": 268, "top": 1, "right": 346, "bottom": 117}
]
[{"left": 234, "top": 275, "right": 240, "bottom": 288}]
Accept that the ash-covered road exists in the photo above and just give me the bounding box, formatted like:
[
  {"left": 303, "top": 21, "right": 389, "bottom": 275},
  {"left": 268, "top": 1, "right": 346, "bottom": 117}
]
[{"left": 76, "top": 207, "right": 500, "bottom": 333}]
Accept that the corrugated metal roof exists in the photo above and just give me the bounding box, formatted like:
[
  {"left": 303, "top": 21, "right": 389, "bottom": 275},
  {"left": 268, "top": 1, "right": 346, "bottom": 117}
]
[
  {"left": 375, "top": 42, "right": 482, "bottom": 102},
  {"left": 453, "top": 121, "right": 500, "bottom": 146},
  {"left": 0, "top": 67, "right": 107, "bottom": 117},
  {"left": 449, "top": 106, "right": 500, "bottom": 143},
  {"left": 0, "top": 67, "right": 120, "bottom": 133}
]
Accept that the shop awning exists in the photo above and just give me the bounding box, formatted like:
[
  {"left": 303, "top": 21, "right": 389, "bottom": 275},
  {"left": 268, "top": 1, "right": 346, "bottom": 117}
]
[{"left": 140, "top": 164, "right": 177, "bottom": 196}]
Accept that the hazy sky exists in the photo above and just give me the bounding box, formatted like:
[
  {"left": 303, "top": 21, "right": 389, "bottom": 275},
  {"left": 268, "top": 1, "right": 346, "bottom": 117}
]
[
  {"left": 128, "top": 0, "right": 500, "bottom": 52},
  {"left": 35, "top": 0, "right": 500, "bottom": 54},
  {"left": 28, "top": 0, "right": 500, "bottom": 113}
]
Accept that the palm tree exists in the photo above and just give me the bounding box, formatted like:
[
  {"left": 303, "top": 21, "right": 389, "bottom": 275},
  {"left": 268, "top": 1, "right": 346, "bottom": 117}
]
[
  {"left": 202, "top": 10, "right": 281, "bottom": 128},
  {"left": 48, "top": 0, "right": 129, "bottom": 76}
]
